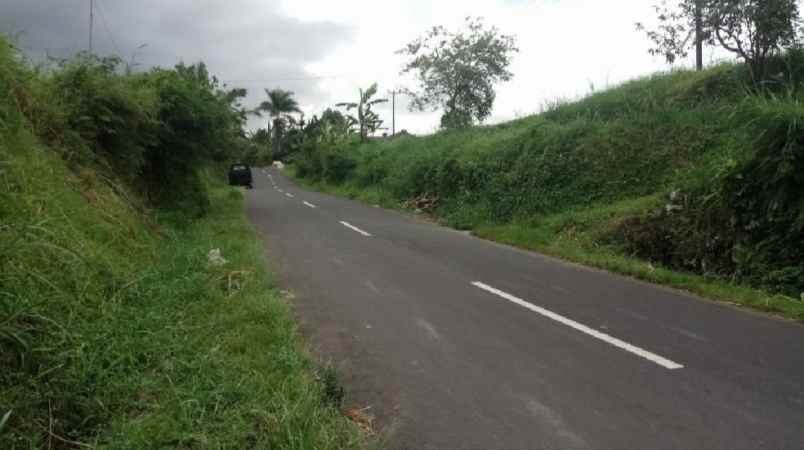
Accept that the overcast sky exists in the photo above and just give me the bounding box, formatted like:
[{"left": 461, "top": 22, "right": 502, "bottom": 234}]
[{"left": 1, "top": 0, "right": 726, "bottom": 134}]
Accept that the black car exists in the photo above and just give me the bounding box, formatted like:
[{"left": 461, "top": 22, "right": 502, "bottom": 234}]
[{"left": 228, "top": 163, "right": 253, "bottom": 188}]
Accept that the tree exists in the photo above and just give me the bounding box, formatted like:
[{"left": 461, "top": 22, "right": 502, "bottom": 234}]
[
  {"left": 336, "top": 83, "right": 388, "bottom": 141},
  {"left": 317, "top": 108, "right": 353, "bottom": 142},
  {"left": 637, "top": 0, "right": 802, "bottom": 81},
  {"left": 254, "top": 88, "right": 301, "bottom": 158},
  {"left": 251, "top": 127, "right": 271, "bottom": 147},
  {"left": 710, "top": 0, "right": 801, "bottom": 80},
  {"left": 249, "top": 127, "right": 272, "bottom": 162},
  {"left": 283, "top": 113, "right": 308, "bottom": 156},
  {"left": 398, "top": 17, "right": 518, "bottom": 129},
  {"left": 295, "top": 109, "right": 349, "bottom": 149}
]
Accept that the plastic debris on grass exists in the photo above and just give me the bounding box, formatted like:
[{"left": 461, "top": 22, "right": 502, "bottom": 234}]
[{"left": 207, "top": 248, "right": 228, "bottom": 267}]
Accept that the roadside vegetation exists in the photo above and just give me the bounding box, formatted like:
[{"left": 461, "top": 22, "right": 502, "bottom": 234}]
[
  {"left": 5, "top": 1, "right": 802, "bottom": 443},
  {"left": 1, "top": 37, "right": 361, "bottom": 448},
  {"left": 285, "top": 4, "right": 804, "bottom": 321}
]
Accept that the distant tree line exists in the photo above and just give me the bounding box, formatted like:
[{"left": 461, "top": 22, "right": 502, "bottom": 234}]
[
  {"left": 248, "top": 82, "right": 391, "bottom": 162},
  {"left": 250, "top": 17, "right": 520, "bottom": 163}
]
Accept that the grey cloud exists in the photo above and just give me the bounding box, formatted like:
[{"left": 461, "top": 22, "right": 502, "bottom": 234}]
[{"left": 1, "top": 0, "right": 355, "bottom": 128}]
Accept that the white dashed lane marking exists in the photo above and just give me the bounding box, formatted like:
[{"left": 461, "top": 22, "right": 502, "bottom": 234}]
[
  {"left": 339, "top": 221, "right": 372, "bottom": 237},
  {"left": 471, "top": 281, "right": 684, "bottom": 370}
]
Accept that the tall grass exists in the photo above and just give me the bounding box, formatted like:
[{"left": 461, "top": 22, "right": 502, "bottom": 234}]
[{"left": 301, "top": 67, "right": 756, "bottom": 224}]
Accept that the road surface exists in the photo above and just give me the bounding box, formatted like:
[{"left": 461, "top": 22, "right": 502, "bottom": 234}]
[{"left": 246, "top": 167, "right": 804, "bottom": 450}]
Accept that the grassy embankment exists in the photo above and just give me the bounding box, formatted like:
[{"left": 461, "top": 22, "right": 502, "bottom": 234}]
[
  {"left": 1, "top": 139, "right": 363, "bottom": 449},
  {"left": 1, "top": 39, "right": 363, "bottom": 447},
  {"left": 293, "top": 58, "right": 804, "bottom": 322}
]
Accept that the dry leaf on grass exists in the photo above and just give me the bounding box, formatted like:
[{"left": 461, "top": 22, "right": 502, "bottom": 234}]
[{"left": 343, "top": 406, "right": 375, "bottom": 435}]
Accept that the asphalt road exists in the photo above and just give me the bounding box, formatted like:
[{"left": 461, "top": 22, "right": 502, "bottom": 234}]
[{"left": 246, "top": 167, "right": 804, "bottom": 450}]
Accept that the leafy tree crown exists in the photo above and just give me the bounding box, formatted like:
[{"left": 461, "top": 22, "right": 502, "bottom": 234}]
[{"left": 398, "top": 17, "right": 518, "bottom": 129}]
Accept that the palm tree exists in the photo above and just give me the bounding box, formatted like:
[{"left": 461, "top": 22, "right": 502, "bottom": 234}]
[
  {"left": 337, "top": 83, "right": 388, "bottom": 142},
  {"left": 255, "top": 88, "right": 301, "bottom": 158}
]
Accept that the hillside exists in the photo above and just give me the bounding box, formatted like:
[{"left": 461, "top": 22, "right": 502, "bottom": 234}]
[
  {"left": 0, "top": 39, "right": 361, "bottom": 447},
  {"left": 294, "top": 56, "right": 804, "bottom": 319}
]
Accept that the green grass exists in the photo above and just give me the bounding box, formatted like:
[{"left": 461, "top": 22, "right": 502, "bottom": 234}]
[
  {"left": 101, "top": 187, "right": 364, "bottom": 449},
  {"left": 1, "top": 129, "right": 364, "bottom": 447}
]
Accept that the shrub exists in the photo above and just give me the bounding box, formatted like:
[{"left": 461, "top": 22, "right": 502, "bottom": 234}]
[
  {"left": 48, "top": 55, "right": 158, "bottom": 179},
  {"left": 294, "top": 140, "right": 325, "bottom": 179},
  {"left": 1, "top": 38, "right": 248, "bottom": 215},
  {"left": 321, "top": 150, "right": 356, "bottom": 184}
]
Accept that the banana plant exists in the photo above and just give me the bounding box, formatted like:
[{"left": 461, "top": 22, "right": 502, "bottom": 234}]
[{"left": 336, "top": 83, "right": 388, "bottom": 142}]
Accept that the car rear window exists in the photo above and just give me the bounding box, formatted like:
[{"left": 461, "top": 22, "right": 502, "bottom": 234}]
[{"left": 232, "top": 165, "right": 248, "bottom": 171}]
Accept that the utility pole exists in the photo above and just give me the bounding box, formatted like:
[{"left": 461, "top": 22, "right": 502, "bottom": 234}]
[
  {"left": 695, "top": 0, "right": 703, "bottom": 71},
  {"left": 388, "top": 89, "right": 401, "bottom": 136},
  {"left": 89, "top": 0, "right": 95, "bottom": 52},
  {"left": 391, "top": 90, "right": 396, "bottom": 136}
]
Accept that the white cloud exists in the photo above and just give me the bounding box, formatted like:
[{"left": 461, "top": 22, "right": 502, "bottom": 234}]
[{"left": 276, "top": 0, "right": 715, "bottom": 134}]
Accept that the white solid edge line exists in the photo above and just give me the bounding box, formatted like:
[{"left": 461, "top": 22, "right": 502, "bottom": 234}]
[
  {"left": 471, "top": 281, "right": 684, "bottom": 370},
  {"left": 303, "top": 201, "right": 317, "bottom": 208},
  {"left": 285, "top": 193, "right": 294, "bottom": 198},
  {"left": 339, "top": 221, "right": 372, "bottom": 237}
]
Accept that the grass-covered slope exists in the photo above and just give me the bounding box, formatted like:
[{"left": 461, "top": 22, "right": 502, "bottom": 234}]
[
  {"left": 1, "top": 145, "right": 361, "bottom": 448},
  {"left": 294, "top": 58, "right": 804, "bottom": 319},
  {"left": 1, "top": 39, "right": 361, "bottom": 447}
]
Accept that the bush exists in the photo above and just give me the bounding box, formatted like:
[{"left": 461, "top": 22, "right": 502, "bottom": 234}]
[
  {"left": 48, "top": 55, "right": 158, "bottom": 179},
  {"left": 140, "top": 64, "right": 246, "bottom": 212},
  {"left": 1, "top": 40, "right": 248, "bottom": 214},
  {"left": 294, "top": 140, "right": 325, "bottom": 179},
  {"left": 294, "top": 139, "right": 357, "bottom": 184},
  {"left": 322, "top": 150, "right": 356, "bottom": 183}
]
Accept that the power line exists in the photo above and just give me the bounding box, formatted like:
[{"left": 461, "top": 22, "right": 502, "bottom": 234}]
[
  {"left": 19, "top": 46, "right": 78, "bottom": 52},
  {"left": 95, "top": 0, "right": 122, "bottom": 56},
  {"left": 220, "top": 74, "right": 352, "bottom": 84}
]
